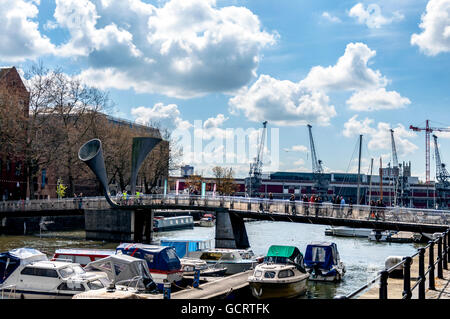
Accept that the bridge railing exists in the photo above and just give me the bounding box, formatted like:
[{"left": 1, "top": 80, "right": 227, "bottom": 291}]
[
  {"left": 1, "top": 194, "right": 449, "bottom": 227},
  {"left": 336, "top": 228, "right": 450, "bottom": 299}
]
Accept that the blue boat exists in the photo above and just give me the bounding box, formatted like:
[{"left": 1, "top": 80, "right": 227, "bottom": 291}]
[
  {"left": 304, "top": 242, "right": 345, "bottom": 282},
  {"left": 116, "top": 243, "right": 183, "bottom": 289}
]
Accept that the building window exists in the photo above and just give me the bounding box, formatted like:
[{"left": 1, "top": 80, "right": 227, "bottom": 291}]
[
  {"left": 6, "top": 160, "right": 10, "bottom": 173},
  {"left": 0, "top": 159, "right": 2, "bottom": 176},
  {"left": 15, "top": 161, "right": 22, "bottom": 176}
]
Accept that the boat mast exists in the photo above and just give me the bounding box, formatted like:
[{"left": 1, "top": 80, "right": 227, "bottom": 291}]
[
  {"left": 368, "top": 158, "right": 374, "bottom": 205},
  {"left": 380, "top": 157, "right": 383, "bottom": 202},
  {"left": 356, "top": 135, "right": 362, "bottom": 205}
]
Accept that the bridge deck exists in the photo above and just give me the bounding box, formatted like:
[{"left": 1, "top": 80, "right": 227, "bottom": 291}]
[{"left": 1, "top": 195, "right": 449, "bottom": 232}]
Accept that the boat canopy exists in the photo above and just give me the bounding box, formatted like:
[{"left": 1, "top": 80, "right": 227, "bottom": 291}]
[
  {"left": 116, "top": 243, "right": 181, "bottom": 272},
  {"left": 84, "top": 254, "right": 153, "bottom": 289},
  {"left": 304, "top": 242, "right": 339, "bottom": 270},
  {"left": 264, "top": 245, "right": 305, "bottom": 270},
  {"left": 160, "top": 238, "right": 212, "bottom": 258},
  {"left": 0, "top": 248, "right": 47, "bottom": 284}
]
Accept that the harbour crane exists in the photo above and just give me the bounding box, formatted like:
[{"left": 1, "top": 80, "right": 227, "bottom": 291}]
[
  {"left": 245, "top": 121, "right": 268, "bottom": 197},
  {"left": 307, "top": 124, "right": 329, "bottom": 198},
  {"left": 432, "top": 134, "right": 450, "bottom": 209},
  {"left": 410, "top": 120, "right": 450, "bottom": 184}
]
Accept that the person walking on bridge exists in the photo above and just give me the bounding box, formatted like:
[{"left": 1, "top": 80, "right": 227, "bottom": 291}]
[{"left": 290, "top": 194, "right": 296, "bottom": 216}]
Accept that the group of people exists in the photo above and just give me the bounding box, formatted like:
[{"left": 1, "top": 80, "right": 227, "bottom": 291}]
[
  {"left": 369, "top": 199, "right": 386, "bottom": 220},
  {"left": 116, "top": 190, "right": 143, "bottom": 205},
  {"left": 73, "top": 193, "right": 83, "bottom": 209},
  {"left": 257, "top": 193, "right": 355, "bottom": 217}
]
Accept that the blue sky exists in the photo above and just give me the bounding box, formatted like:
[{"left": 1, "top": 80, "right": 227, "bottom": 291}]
[{"left": 2, "top": 0, "right": 450, "bottom": 180}]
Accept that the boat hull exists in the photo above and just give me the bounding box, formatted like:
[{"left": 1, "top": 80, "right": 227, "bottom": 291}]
[
  {"left": 206, "top": 261, "right": 257, "bottom": 275},
  {"left": 249, "top": 280, "right": 307, "bottom": 299}
]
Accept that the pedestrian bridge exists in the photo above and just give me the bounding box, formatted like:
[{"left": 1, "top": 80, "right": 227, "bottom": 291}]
[{"left": 1, "top": 194, "right": 449, "bottom": 233}]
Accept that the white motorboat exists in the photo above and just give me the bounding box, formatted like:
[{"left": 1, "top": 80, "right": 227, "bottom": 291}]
[
  {"left": 84, "top": 254, "right": 157, "bottom": 292},
  {"left": 248, "top": 245, "right": 309, "bottom": 299},
  {"left": 189, "top": 248, "right": 263, "bottom": 275},
  {"left": 0, "top": 248, "right": 110, "bottom": 299},
  {"left": 198, "top": 217, "right": 214, "bottom": 227},
  {"left": 180, "top": 257, "right": 227, "bottom": 277},
  {"left": 368, "top": 230, "right": 398, "bottom": 242},
  {"left": 325, "top": 227, "right": 372, "bottom": 238},
  {"left": 304, "top": 242, "right": 346, "bottom": 282}
]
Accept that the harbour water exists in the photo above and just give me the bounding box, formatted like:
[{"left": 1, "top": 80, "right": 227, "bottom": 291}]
[{"left": 0, "top": 220, "right": 422, "bottom": 299}]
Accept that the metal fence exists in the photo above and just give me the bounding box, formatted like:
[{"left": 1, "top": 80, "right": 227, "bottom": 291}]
[
  {"left": 1, "top": 194, "right": 449, "bottom": 226},
  {"left": 336, "top": 228, "right": 450, "bottom": 299}
]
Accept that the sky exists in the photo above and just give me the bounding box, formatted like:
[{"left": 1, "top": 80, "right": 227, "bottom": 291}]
[{"left": 1, "top": 0, "right": 450, "bottom": 180}]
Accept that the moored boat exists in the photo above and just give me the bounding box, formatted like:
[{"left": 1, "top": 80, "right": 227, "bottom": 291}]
[
  {"left": 0, "top": 248, "right": 110, "bottom": 299},
  {"left": 153, "top": 216, "right": 194, "bottom": 232},
  {"left": 248, "top": 245, "right": 309, "bottom": 299},
  {"left": 116, "top": 243, "right": 183, "bottom": 290},
  {"left": 51, "top": 248, "right": 116, "bottom": 267},
  {"left": 189, "top": 248, "right": 263, "bottom": 275},
  {"left": 304, "top": 242, "right": 345, "bottom": 282},
  {"left": 325, "top": 227, "right": 372, "bottom": 238}
]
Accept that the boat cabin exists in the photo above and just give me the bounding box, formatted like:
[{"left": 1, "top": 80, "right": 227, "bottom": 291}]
[
  {"left": 264, "top": 245, "right": 306, "bottom": 271},
  {"left": 116, "top": 243, "right": 182, "bottom": 286},
  {"left": 84, "top": 254, "right": 156, "bottom": 291},
  {"left": 304, "top": 242, "right": 340, "bottom": 271}
]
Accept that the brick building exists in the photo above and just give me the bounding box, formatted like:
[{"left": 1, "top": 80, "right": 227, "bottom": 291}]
[{"left": 0, "top": 67, "right": 29, "bottom": 200}]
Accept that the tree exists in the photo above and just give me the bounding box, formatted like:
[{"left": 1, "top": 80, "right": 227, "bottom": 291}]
[
  {"left": 185, "top": 174, "right": 203, "bottom": 194},
  {"left": 212, "top": 166, "right": 239, "bottom": 195}
]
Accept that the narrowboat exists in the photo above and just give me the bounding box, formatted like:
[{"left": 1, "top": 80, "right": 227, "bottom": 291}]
[
  {"left": 304, "top": 242, "right": 346, "bottom": 282},
  {"left": 248, "top": 245, "right": 309, "bottom": 299},
  {"left": 153, "top": 216, "right": 194, "bottom": 232}
]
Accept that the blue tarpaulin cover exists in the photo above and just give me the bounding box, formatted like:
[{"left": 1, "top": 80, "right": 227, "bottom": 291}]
[
  {"left": 304, "top": 242, "right": 338, "bottom": 270},
  {"left": 116, "top": 243, "right": 180, "bottom": 272},
  {"left": 160, "top": 239, "right": 208, "bottom": 258}
]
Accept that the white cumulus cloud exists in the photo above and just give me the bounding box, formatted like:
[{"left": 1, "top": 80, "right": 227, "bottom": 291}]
[
  {"left": 349, "top": 3, "right": 404, "bottom": 29},
  {"left": 411, "top": 0, "right": 450, "bottom": 56},
  {"left": 52, "top": 0, "right": 277, "bottom": 98},
  {"left": 346, "top": 87, "right": 411, "bottom": 111},
  {"left": 343, "top": 115, "right": 418, "bottom": 156},
  {"left": 0, "top": 0, "right": 55, "bottom": 62}
]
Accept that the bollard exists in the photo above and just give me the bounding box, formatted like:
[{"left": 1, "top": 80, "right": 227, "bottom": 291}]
[
  {"left": 402, "top": 257, "right": 412, "bottom": 299},
  {"left": 379, "top": 270, "right": 389, "bottom": 299},
  {"left": 437, "top": 235, "right": 443, "bottom": 279},
  {"left": 163, "top": 284, "right": 171, "bottom": 299},
  {"left": 193, "top": 270, "right": 200, "bottom": 288},
  {"left": 429, "top": 241, "right": 435, "bottom": 290},
  {"left": 418, "top": 248, "right": 426, "bottom": 299}
]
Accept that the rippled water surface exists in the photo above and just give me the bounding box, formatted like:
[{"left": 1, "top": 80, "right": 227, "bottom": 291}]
[{"left": 0, "top": 221, "right": 422, "bottom": 298}]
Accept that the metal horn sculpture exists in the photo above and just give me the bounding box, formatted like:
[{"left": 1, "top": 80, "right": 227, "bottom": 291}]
[
  {"left": 78, "top": 138, "right": 118, "bottom": 208},
  {"left": 130, "top": 137, "right": 162, "bottom": 195}
]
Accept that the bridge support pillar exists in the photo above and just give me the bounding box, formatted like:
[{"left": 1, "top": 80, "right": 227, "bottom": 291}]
[
  {"left": 85, "top": 208, "right": 153, "bottom": 243},
  {"left": 215, "top": 209, "right": 250, "bottom": 249}
]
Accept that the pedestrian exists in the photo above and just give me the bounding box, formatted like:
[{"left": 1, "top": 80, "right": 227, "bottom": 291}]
[
  {"left": 78, "top": 193, "right": 83, "bottom": 209},
  {"left": 369, "top": 200, "right": 376, "bottom": 219},
  {"left": 347, "top": 198, "right": 353, "bottom": 217},
  {"left": 290, "top": 194, "right": 296, "bottom": 215},
  {"left": 315, "top": 196, "right": 322, "bottom": 217},
  {"left": 340, "top": 196, "right": 345, "bottom": 217},
  {"left": 259, "top": 194, "right": 265, "bottom": 213},
  {"left": 73, "top": 193, "right": 78, "bottom": 208},
  {"left": 303, "top": 194, "right": 309, "bottom": 216}
]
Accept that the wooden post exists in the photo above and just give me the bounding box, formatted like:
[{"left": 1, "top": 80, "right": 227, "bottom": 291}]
[
  {"left": 437, "top": 236, "right": 443, "bottom": 279},
  {"left": 379, "top": 270, "right": 389, "bottom": 299}
]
